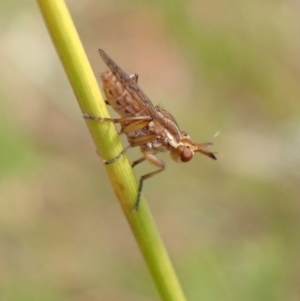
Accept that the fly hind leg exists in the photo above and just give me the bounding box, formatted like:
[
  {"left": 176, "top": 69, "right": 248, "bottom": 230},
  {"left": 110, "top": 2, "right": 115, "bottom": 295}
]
[
  {"left": 135, "top": 151, "right": 166, "bottom": 211},
  {"left": 132, "top": 157, "right": 145, "bottom": 168}
]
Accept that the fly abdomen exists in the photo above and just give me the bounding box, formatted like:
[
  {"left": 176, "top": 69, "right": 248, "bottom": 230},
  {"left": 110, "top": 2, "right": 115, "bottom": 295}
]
[{"left": 102, "top": 71, "right": 145, "bottom": 118}]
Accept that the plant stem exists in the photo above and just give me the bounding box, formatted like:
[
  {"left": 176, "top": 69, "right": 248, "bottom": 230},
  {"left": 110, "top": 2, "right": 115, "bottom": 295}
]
[{"left": 37, "top": 1, "right": 187, "bottom": 300}]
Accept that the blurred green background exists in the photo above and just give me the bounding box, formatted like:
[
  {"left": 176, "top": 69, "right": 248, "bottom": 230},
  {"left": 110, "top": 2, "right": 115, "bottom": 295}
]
[{"left": 1, "top": 0, "right": 300, "bottom": 300}]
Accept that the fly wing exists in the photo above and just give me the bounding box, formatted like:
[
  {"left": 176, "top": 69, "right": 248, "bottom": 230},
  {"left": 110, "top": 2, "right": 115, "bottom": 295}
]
[
  {"left": 99, "top": 49, "right": 182, "bottom": 141},
  {"left": 99, "top": 49, "right": 158, "bottom": 119}
]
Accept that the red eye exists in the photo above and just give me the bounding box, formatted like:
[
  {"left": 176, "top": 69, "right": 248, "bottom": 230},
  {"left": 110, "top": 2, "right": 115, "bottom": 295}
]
[{"left": 181, "top": 147, "right": 193, "bottom": 162}]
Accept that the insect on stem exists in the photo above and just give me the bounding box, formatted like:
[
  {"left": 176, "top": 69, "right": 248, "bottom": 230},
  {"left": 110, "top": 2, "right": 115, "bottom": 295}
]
[{"left": 84, "top": 49, "right": 216, "bottom": 211}]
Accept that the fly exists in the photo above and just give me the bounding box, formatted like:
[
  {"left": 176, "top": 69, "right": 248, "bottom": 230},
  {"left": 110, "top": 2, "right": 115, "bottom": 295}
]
[{"left": 84, "top": 49, "right": 216, "bottom": 211}]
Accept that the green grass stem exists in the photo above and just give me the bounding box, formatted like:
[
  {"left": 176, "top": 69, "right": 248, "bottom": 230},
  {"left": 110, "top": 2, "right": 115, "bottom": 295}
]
[{"left": 37, "top": 1, "right": 187, "bottom": 300}]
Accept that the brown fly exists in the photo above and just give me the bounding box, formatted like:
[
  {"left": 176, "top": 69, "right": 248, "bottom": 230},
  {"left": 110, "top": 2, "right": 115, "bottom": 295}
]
[{"left": 84, "top": 49, "right": 216, "bottom": 210}]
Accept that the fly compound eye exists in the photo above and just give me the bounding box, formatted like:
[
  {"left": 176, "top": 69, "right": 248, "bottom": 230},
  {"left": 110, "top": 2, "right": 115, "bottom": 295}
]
[{"left": 181, "top": 147, "right": 193, "bottom": 162}]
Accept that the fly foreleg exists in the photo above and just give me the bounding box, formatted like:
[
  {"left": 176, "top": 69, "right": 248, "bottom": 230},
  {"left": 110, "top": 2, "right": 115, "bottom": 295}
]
[{"left": 135, "top": 151, "right": 166, "bottom": 211}]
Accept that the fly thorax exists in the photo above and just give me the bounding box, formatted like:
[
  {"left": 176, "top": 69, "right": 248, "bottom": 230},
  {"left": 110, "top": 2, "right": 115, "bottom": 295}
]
[{"left": 166, "top": 130, "right": 180, "bottom": 148}]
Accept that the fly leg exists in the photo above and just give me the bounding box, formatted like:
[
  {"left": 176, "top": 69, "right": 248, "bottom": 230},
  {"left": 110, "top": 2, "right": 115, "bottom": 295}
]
[
  {"left": 83, "top": 113, "right": 151, "bottom": 124},
  {"left": 107, "top": 133, "right": 157, "bottom": 167},
  {"left": 131, "top": 157, "right": 145, "bottom": 168},
  {"left": 108, "top": 134, "right": 162, "bottom": 211},
  {"left": 83, "top": 113, "right": 152, "bottom": 163},
  {"left": 103, "top": 145, "right": 131, "bottom": 164},
  {"left": 135, "top": 151, "right": 166, "bottom": 211}
]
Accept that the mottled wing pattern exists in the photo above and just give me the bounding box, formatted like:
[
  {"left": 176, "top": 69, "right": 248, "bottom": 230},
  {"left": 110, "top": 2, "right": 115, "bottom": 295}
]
[{"left": 99, "top": 49, "right": 158, "bottom": 119}]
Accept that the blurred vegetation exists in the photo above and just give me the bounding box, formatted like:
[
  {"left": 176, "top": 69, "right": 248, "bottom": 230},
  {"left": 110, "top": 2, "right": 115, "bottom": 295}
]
[{"left": 1, "top": 0, "right": 300, "bottom": 300}]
